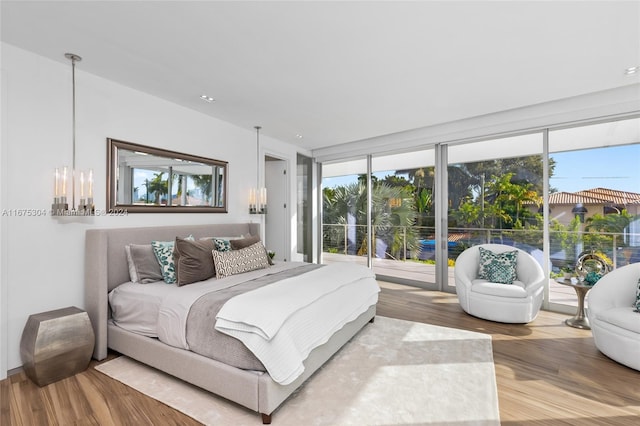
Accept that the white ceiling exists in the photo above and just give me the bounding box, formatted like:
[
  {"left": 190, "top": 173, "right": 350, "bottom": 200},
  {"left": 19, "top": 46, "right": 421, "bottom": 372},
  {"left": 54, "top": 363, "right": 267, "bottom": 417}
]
[{"left": 2, "top": 1, "right": 639, "bottom": 151}]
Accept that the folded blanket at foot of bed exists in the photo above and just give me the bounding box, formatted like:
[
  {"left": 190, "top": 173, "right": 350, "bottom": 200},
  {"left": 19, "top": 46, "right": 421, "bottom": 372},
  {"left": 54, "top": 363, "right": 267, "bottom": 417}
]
[{"left": 215, "top": 262, "right": 380, "bottom": 385}]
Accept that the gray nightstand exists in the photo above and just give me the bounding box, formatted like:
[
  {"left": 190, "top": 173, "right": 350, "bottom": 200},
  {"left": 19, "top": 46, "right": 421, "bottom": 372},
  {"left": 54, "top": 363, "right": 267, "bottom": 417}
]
[{"left": 20, "top": 306, "right": 95, "bottom": 386}]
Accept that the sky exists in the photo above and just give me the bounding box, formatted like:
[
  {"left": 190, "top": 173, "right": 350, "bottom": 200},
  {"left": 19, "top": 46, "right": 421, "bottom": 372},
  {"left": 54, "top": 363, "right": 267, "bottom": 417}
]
[
  {"left": 323, "top": 144, "right": 640, "bottom": 195},
  {"left": 550, "top": 144, "right": 640, "bottom": 194}
]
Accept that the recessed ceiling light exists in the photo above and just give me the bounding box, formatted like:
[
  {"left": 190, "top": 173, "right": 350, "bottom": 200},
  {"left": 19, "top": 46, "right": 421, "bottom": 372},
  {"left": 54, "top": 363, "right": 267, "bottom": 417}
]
[
  {"left": 296, "top": 134, "right": 304, "bottom": 139},
  {"left": 199, "top": 94, "right": 215, "bottom": 103},
  {"left": 624, "top": 66, "right": 639, "bottom": 75}
]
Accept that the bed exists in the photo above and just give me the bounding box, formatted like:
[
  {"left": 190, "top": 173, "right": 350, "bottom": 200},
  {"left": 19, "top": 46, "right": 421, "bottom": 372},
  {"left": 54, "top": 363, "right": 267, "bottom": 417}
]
[{"left": 84, "top": 223, "right": 378, "bottom": 424}]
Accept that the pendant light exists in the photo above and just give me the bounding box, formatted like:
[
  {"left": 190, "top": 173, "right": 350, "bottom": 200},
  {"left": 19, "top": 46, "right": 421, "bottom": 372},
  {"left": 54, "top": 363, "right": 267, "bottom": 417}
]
[{"left": 52, "top": 53, "right": 94, "bottom": 216}]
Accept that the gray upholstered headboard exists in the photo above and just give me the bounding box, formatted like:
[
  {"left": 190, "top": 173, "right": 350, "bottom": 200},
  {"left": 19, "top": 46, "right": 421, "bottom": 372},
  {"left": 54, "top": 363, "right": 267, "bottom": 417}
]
[{"left": 84, "top": 223, "right": 260, "bottom": 360}]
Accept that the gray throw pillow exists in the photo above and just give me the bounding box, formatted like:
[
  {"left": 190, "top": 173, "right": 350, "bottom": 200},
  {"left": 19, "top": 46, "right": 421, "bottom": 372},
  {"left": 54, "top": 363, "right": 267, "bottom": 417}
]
[
  {"left": 230, "top": 234, "right": 274, "bottom": 265},
  {"left": 125, "top": 244, "right": 163, "bottom": 284},
  {"left": 173, "top": 237, "right": 216, "bottom": 286},
  {"left": 230, "top": 234, "right": 261, "bottom": 250}
]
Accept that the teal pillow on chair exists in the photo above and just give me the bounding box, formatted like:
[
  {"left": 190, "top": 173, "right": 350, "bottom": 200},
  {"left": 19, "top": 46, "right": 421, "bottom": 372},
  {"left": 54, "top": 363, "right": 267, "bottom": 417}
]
[{"left": 478, "top": 247, "right": 518, "bottom": 284}]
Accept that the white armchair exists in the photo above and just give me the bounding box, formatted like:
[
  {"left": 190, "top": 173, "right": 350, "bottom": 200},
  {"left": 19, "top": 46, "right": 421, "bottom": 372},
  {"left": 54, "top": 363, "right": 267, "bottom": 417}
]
[
  {"left": 454, "top": 244, "right": 545, "bottom": 323},
  {"left": 587, "top": 263, "right": 640, "bottom": 371}
]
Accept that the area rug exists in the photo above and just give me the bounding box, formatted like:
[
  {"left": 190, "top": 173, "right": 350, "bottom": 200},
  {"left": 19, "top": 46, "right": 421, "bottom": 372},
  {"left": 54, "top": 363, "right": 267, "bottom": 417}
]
[{"left": 95, "top": 316, "right": 500, "bottom": 425}]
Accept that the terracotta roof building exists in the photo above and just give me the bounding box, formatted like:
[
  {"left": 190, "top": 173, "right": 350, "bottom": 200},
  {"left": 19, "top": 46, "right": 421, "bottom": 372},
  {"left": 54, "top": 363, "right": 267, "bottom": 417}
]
[
  {"left": 525, "top": 188, "right": 640, "bottom": 246},
  {"left": 541, "top": 188, "right": 639, "bottom": 224}
]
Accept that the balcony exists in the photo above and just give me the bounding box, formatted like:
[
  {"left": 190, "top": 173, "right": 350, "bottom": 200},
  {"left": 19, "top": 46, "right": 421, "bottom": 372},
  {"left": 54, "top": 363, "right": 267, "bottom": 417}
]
[
  {"left": 322, "top": 252, "right": 581, "bottom": 309},
  {"left": 322, "top": 224, "right": 640, "bottom": 310}
]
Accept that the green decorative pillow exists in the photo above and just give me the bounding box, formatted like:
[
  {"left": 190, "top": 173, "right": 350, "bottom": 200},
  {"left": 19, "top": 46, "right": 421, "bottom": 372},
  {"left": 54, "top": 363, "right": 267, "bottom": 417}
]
[
  {"left": 478, "top": 247, "right": 518, "bottom": 285},
  {"left": 213, "top": 238, "right": 232, "bottom": 252},
  {"left": 151, "top": 235, "right": 193, "bottom": 284},
  {"left": 634, "top": 277, "right": 640, "bottom": 313}
]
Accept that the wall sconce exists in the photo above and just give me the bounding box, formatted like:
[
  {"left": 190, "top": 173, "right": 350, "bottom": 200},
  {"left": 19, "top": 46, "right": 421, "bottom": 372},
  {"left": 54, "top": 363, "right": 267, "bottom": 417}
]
[
  {"left": 249, "top": 187, "right": 267, "bottom": 214},
  {"left": 52, "top": 53, "right": 94, "bottom": 216},
  {"left": 249, "top": 125, "right": 267, "bottom": 214}
]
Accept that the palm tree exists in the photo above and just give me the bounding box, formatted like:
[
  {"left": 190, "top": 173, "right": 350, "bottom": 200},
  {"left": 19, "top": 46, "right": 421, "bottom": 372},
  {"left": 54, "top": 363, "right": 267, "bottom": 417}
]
[
  {"left": 146, "top": 172, "right": 168, "bottom": 204},
  {"left": 585, "top": 210, "right": 633, "bottom": 234},
  {"left": 370, "top": 183, "right": 418, "bottom": 259},
  {"left": 323, "top": 182, "right": 419, "bottom": 259},
  {"left": 484, "top": 173, "right": 541, "bottom": 228},
  {"left": 192, "top": 175, "right": 213, "bottom": 204},
  {"left": 584, "top": 210, "right": 635, "bottom": 256},
  {"left": 323, "top": 183, "right": 366, "bottom": 255}
]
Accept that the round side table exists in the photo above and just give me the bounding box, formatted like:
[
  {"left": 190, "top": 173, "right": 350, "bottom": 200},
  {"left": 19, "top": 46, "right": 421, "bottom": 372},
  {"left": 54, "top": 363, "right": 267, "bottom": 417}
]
[{"left": 556, "top": 278, "right": 593, "bottom": 330}]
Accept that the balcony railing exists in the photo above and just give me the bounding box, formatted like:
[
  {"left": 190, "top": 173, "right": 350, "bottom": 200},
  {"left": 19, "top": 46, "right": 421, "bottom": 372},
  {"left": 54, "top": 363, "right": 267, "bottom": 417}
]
[
  {"left": 322, "top": 223, "right": 640, "bottom": 307},
  {"left": 323, "top": 223, "right": 638, "bottom": 267}
]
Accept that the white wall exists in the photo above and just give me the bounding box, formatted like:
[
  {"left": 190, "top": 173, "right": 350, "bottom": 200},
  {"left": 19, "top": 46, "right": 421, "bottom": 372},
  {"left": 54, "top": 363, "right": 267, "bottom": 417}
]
[{"left": 0, "top": 43, "right": 307, "bottom": 375}]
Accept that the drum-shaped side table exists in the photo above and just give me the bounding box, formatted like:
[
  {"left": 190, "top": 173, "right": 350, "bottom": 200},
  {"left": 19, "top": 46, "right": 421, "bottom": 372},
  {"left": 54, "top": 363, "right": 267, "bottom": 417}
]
[{"left": 20, "top": 306, "right": 95, "bottom": 386}]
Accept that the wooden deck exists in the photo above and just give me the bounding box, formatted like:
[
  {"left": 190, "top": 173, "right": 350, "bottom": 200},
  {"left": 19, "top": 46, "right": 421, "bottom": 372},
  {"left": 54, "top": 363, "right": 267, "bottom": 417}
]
[{"left": 322, "top": 252, "right": 580, "bottom": 307}]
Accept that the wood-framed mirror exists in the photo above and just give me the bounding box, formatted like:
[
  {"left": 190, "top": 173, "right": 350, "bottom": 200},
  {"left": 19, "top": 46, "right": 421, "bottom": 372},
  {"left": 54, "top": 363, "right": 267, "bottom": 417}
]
[{"left": 107, "top": 138, "right": 228, "bottom": 213}]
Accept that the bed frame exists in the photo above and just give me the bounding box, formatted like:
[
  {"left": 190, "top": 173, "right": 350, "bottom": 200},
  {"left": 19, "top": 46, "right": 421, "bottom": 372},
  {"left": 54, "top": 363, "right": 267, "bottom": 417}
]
[{"left": 84, "top": 223, "right": 376, "bottom": 423}]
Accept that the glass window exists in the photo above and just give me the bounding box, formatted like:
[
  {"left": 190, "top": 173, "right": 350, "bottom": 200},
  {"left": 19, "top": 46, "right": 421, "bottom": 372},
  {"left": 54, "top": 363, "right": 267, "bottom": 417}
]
[
  {"left": 447, "top": 133, "right": 545, "bottom": 289},
  {"left": 369, "top": 149, "right": 437, "bottom": 284},
  {"left": 318, "top": 116, "right": 639, "bottom": 314},
  {"left": 548, "top": 118, "right": 640, "bottom": 307}
]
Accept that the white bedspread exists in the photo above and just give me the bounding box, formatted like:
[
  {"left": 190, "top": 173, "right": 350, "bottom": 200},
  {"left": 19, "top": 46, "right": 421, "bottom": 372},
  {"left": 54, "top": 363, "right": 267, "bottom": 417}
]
[
  {"left": 110, "top": 261, "right": 379, "bottom": 386},
  {"left": 110, "top": 262, "right": 305, "bottom": 348},
  {"left": 215, "top": 262, "right": 379, "bottom": 385}
]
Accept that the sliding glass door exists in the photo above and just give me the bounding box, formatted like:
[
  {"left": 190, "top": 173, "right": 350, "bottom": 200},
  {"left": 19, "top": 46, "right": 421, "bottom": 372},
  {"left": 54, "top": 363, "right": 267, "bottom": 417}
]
[
  {"left": 548, "top": 117, "right": 640, "bottom": 309},
  {"left": 318, "top": 116, "right": 639, "bottom": 314},
  {"left": 446, "top": 133, "right": 545, "bottom": 291},
  {"left": 369, "top": 149, "right": 438, "bottom": 287}
]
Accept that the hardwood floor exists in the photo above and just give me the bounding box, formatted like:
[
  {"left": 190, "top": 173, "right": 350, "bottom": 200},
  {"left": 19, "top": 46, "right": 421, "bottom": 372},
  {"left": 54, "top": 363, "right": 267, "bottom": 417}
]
[
  {"left": 2, "top": 281, "right": 639, "bottom": 425},
  {"left": 376, "top": 281, "right": 640, "bottom": 425},
  {"left": 1, "top": 352, "right": 201, "bottom": 426}
]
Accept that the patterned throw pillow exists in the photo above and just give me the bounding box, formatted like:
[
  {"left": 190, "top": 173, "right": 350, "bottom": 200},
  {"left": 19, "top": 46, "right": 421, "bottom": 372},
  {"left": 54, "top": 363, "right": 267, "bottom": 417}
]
[
  {"left": 151, "top": 235, "right": 194, "bottom": 284},
  {"left": 213, "top": 238, "right": 232, "bottom": 252},
  {"left": 478, "top": 247, "right": 518, "bottom": 285},
  {"left": 212, "top": 241, "right": 270, "bottom": 279},
  {"left": 634, "top": 277, "right": 640, "bottom": 313}
]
